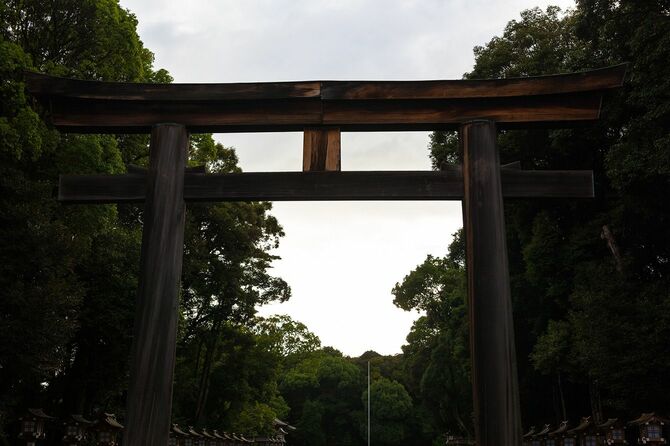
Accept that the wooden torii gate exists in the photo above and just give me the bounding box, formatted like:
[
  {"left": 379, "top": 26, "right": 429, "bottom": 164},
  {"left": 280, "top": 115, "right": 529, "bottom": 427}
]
[{"left": 26, "top": 64, "right": 625, "bottom": 446}]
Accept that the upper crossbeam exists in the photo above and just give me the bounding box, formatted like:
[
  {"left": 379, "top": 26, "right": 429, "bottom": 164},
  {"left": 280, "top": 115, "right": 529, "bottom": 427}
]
[{"left": 25, "top": 65, "right": 626, "bottom": 133}]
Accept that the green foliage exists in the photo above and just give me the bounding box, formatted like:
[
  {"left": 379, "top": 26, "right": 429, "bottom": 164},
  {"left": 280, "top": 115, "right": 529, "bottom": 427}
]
[
  {"left": 0, "top": 0, "right": 160, "bottom": 431},
  {"left": 393, "top": 231, "right": 472, "bottom": 440},
  {"left": 362, "top": 377, "right": 413, "bottom": 446},
  {"left": 413, "top": 0, "right": 670, "bottom": 435},
  {"left": 428, "top": 131, "right": 460, "bottom": 170},
  {"left": 253, "top": 315, "right": 322, "bottom": 359},
  {"left": 281, "top": 350, "right": 364, "bottom": 446},
  {"left": 569, "top": 261, "right": 670, "bottom": 411},
  {"left": 530, "top": 320, "right": 573, "bottom": 376},
  {"left": 296, "top": 400, "right": 326, "bottom": 446},
  {"left": 175, "top": 138, "right": 290, "bottom": 427},
  {"left": 172, "top": 323, "right": 286, "bottom": 433},
  {"left": 0, "top": 1, "right": 290, "bottom": 440},
  {"left": 231, "top": 402, "right": 279, "bottom": 436},
  {"left": 1, "top": 0, "right": 156, "bottom": 81},
  {"left": 469, "top": 6, "right": 585, "bottom": 78}
]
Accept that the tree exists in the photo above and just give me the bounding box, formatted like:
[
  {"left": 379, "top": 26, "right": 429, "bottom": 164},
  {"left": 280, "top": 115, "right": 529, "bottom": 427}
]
[
  {"left": 280, "top": 349, "right": 364, "bottom": 446},
  {"left": 426, "top": 0, "right": 670, "bottom": 428},
  {"left": 173, "top": 323, "right": 289, "bottom": 435},
  {"left": 0, "top": 1, "right": 291, "bottom": 439},
  {"left": 253, "top": 315, "right": 322, "bottom": 359},
  {"left": 0, "top": 0, "right": 160, "bottom": 432},
  {"left": 392, "top": 231, "right": 472, "bottom": 439},
  {"left": 174, "top": 140, "right": 289, "bottom": 425},
  {"left": 362, "top": 377, "right": 413, "bottom": 446},
  {"left": 0, "top": 0, "right": 159, "bottom": 82}
]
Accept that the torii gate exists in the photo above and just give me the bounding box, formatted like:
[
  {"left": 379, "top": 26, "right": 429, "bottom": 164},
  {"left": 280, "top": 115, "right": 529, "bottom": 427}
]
[{"left": 26, "top": 64, "right": 625, "bottom": 446}]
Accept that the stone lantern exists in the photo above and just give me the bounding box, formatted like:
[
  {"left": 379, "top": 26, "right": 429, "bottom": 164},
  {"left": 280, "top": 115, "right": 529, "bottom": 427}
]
[
  {"left": 524, "top": 426, "right": 537, "bottom": 446},
  {"left": 548, "top": 421, "right": 571, "bottom": 446},
  {"left": 63, "top": 414, "right": 93, "bottom": 445},
  {"left": 566, "top": 416, "right": 598, "bottom": 446},
  {"left": 222, "top": 432, "right": 236, "bottom": 446},
  {"left": 18, "top": 408, "right": 54, "bottom": 445},
  {"left": 534, "top": 424, "right": 551, "bottom": 446},
  {"left": 182, "top": 427, "right": 195, "bottom": 446},
  {"left": 212, "top": 429, "right": 227, "bottom": 446},
  {"left": 169, "top": 424, "right": 191, "bottom": 446},
  {"left": 629, "top": 413, "right": 668, "bottom": 445},
  {"left": 273, "top": 419, "right": 295, "bottom": 443},
  {"left": 92, "top": 413, "right": 123, "bottom": 446},
  {"left": 598, "top": 418, "right": 627, "bottom": 445},
  {"left": 201, "top": 428, "right": 217, "bottom": 445},
  {"left": 188, "top": 426, "right": 205, "bottom": 446}
]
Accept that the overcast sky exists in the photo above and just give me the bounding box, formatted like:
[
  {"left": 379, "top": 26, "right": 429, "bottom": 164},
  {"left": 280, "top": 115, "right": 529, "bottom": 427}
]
[{"left": 119, "top": 0, "right": 575, "bottom": 357}]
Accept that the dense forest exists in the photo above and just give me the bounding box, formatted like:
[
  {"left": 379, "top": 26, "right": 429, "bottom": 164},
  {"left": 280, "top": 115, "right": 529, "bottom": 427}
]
[{"left": 1, "top": 0, "right": 669, "bottom": 445}]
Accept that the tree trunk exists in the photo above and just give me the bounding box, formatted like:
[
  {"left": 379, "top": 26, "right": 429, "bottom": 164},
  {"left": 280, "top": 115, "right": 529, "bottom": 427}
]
[
  {"left": 194, "top": 323, "right": 221, "bottom": 423},
  {"left": 557, "top": 372, "right": 567, "bottom": 421},
  {"left": 589, "top": 379, "right": 603, "bottom": 423}
]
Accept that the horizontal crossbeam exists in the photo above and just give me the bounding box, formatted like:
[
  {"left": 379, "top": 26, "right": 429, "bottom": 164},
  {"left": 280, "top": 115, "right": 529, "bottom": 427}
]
[
  {"left": 26, "top": 65, "right": 626, "bottom": 133},
  {"left": 58, "top": 169, "right": 594, "bottom": 203}
]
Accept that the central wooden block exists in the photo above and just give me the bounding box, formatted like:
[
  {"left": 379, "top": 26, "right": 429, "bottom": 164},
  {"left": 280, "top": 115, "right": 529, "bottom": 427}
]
[{"left": 303, "top": 127, "right": 341, "bottom": 171}]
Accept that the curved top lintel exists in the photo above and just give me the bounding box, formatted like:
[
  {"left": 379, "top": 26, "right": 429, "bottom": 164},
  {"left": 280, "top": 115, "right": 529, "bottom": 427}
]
[
  {"left": 25, "top": 64, "right": 626, "bottom": 102},
  {"left": 23, "top": 65, "right": 627, "bottom": 132}
]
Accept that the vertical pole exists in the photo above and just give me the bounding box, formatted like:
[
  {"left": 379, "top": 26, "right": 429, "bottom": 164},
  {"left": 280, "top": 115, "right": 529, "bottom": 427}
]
[
  {"left": 460, "top": 120, "right": 522, "bottom": 446},
  {"left": 123, "top": 124, "right": 189, "bottom": 446},
  {"left": 368, "top": 360, "right": 371, "bottom": 446}
]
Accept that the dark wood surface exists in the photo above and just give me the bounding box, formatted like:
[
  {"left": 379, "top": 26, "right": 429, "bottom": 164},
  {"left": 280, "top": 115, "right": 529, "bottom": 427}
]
[
  {"left": 25, "top": 64, "right": 624, "bottom": 100},
  {"left": 25, "top": 65, "right": 626, "bottom": 133},
  {"left": 59, "top": 172, "right": 147, "bottom": 202},
  {"left": 58, "top": 169, "right": 594, "bottom": 203},
  {"left": 303, "top": 128, "right": 341, "bottom": 171},
  {"left": 321, "top": 65, "right": 626, "bottom": 99},
  {"left": 24, "top": 72, "right": 321, "bottom": 100},
  {"left": 122, "top": 124, "right": 188, "bottom": 446},
  {"left": 461, "top": 120, "right": 522, "bottom": 446},
  {"left": 37, "top": 93, "right": 603, "bottom": 133}
]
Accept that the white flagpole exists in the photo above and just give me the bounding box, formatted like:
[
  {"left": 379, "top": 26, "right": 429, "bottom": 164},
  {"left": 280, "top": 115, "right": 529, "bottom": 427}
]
[{"left": 368, "top": 360, "right": 371, "bottom": 446}]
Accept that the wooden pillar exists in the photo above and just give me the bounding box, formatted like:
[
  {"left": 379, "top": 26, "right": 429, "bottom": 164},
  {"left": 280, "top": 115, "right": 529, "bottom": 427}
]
[
  {"left": 303, "top": 127, "right": 341, "bottom": 171},
  {"left": 460, "top": 119, "right": 522, "bottom": 446},
  {"left": 123, "top": 124, "right": 188, "bottom": 446}
]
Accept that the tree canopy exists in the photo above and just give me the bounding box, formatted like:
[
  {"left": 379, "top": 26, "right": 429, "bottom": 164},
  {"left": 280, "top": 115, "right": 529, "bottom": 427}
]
[
  {"left": 0, "top": 0, "right": 288, "bottom": 439},
  {"left": 421, "top": 0, "right": 670, "bottom": 433}
]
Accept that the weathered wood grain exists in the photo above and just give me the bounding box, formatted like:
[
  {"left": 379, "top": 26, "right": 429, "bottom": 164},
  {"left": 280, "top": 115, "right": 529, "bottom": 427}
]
[
  {"left": 321, "top": 94, "right": 603, "bottom": 127},
  {"left": 303, "top": 128, "right": 341, "bottom": 171},
  {"left": 39, "top": 93, "right": 604, "bottom": 133},
  {"left": 47, "top": 97, "right": 324, "bottom": 133},
  {"left": 24, "top": 71, "right": 321, "bottom": 100},
  {"left": 58, "top": 169, "right": 593, "bottom": 203},
  {"left": 122, "top": 124, "right": 188, "bottom": 446},
  {"left": 25, "top": 65, "right": 626, "bottom": 133},
  {"left": 321, "top": 64, "right": 626, "bottom": 99},
  {"left": 461, "top": 120, "right": 522, "bottom": 446},
  {"left": 25, "top": 64, "right": 624, "bottom": 101}
]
